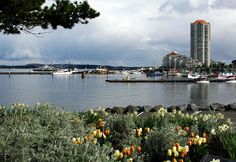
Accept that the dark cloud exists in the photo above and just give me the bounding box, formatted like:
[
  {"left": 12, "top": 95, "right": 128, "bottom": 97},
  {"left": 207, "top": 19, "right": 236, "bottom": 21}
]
[
  {"left": 0, "top": 0, "right": 236, "bottom": 66},
  {"left": 212, "top": 0, "right": 236, "bottom": 9},
  {"left": 159, "top": 0, "right": 209, "bottom": 14}
]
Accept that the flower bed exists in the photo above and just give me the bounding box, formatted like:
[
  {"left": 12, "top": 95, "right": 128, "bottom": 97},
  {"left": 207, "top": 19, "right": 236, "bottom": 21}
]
[{"left": 0, "top": 103, "right": 236, "bottom": 162}]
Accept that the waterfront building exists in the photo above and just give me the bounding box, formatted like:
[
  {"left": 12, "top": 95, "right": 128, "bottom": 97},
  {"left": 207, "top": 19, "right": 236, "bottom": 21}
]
[
  {"left": 162, "top": 51, "right": 200, "bottom": 69},
  {"left": 190, "top": 19, "right": 211, "bottom": 67}
]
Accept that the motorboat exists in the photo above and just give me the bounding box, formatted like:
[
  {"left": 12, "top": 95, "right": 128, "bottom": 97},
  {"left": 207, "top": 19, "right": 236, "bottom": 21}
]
[
  {"left": 53, "top": 69, "right": 73, "bottom": 75},
  {"left": 196, "top": 79, "right": 210, "bottom": 84},
  {"left": 187, "top": 73, "right": 200, "bottom": 79},
  {"left": 196, "top": 75, "right": 209, "bottom": 84},
  {"left": 226, "top": 79, "right": 236, "bottom": 83}
]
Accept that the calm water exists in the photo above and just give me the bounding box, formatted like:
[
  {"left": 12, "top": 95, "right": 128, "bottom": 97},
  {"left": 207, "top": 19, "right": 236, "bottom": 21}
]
[{"left": 0, "top": 70, "right": 235, "bottom": 111}]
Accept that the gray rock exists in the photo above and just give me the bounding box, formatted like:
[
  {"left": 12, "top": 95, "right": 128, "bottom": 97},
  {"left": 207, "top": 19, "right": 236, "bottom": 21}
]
[
  {"left": 112, "top": 106, "right": 125, "bottom": 114},
  {"left": 209, "top": 103, "right": 225, "bottom": 111},
  {"left": 187, "top": 103, "right": 199, "bottom": 112},
  {"left": 176, "top": 104, "right": 188, "bottom": 112},
  {"left": 125, "top": 105, "right": 139, "bottom": 113},
  {"left": 225, "top": 102, "right": 236, "bottom": 111},
  {"left": 141, "top": 105, "right": 152, "bottom": 112},
  {"left": 199, "top": 105, "right": 210, "bottom": 111},
  {"left": 167, "top": 106, "right": 177, "bottom": 112},
  {"left": 105, "top": 108, "right": 112, "bottom": 113},
  {"left": 150, "top": 105, "right": 164, "bottom": 112}
]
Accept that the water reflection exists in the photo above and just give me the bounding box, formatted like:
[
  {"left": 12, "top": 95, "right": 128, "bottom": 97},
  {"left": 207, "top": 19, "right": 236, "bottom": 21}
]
[{"left": 188, "top": 83, "right": 209, "bottom": 106}]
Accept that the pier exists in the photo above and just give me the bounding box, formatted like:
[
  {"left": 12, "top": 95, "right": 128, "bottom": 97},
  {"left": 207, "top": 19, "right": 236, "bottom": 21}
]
[{"left": 106, "top": 78, "right": 232, "bottom": 83}]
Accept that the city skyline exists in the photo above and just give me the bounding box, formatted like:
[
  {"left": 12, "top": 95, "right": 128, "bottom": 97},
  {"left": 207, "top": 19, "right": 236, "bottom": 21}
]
[{"left": 0, "top": 0, "right": 236, "bottom": 66}]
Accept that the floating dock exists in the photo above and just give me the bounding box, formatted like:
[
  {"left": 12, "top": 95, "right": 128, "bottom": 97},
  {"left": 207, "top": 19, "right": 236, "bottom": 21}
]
[{"left": 106, "top": 78, "right": 231, "bottom": 83}]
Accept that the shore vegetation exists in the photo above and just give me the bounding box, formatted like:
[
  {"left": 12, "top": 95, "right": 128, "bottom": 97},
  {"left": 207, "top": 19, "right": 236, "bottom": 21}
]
[{"left": 0, "top": 103, "right": 235, "bottom": 162}]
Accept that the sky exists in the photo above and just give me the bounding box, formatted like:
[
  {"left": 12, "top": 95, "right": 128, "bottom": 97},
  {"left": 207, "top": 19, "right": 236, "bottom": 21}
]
[{"left": 0, "top": 0, "right": 236, "bottom": 66}]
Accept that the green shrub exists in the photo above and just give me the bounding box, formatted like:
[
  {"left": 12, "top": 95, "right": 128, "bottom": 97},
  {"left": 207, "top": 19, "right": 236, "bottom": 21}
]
[{"left": 220, "top": 133, "right": 236, "bottom": 160}]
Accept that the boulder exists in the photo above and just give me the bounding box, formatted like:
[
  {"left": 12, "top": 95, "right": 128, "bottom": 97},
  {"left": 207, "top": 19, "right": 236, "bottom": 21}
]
[
  {"left": 198, "top": 105, "right": 210, "bottom": 111},
  {"left": 225, "top": 102, "right": 236, "bottom": 111},
  {"left": 112, "top": 106, "right": 125, "bottom": 114},
  {"left": 140, "top": 105, "right": 152, "bottom": 112},
  {"left": 176, "top": 104, "right": 188, "bottom": 112},
  {"left": 125, "top": 105, "right": 139, "bottom": 113},
  {"left": 187, "top": 103, "right": 199, "bottom": 112},
  {"left": 167, "top": 106, "right": 177, "bottom": 112},
  {"left": 150, "top": 105, "right": 164, "bottom": 112},
  {"left": 105, "top": 107, "right": 112, "bottom": 113},
  {"left": 209, "top": 103, "right": 225, "bottom": 111}
]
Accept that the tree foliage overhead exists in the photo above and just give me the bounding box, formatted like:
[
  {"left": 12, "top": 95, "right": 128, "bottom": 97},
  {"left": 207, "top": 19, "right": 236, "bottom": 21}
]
[{"left": 0, "top": 0, "right": 100, "bottom": 34}]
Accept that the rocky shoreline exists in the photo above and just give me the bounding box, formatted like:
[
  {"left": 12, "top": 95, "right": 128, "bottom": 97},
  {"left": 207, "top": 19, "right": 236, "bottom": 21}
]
[{"left": 104, "top": 102, "right": 236, "bottom": 114}]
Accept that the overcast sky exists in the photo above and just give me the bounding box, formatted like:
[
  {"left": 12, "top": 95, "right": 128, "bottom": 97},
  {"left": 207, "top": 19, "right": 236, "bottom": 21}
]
[{"left": 0, "top": 0, "right": 236, "bottom": 66}]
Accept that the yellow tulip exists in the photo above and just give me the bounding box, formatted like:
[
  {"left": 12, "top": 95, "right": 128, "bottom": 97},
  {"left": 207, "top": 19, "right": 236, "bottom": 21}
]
[
  {"left": 197, "top": 138, "right": 202, "bottom": 145},
  {"left": 202, "top": 137, "right": 207, "bottom": 143},
  {"left": 93, "top": 138, "right": 97, "bottom": 144},
  {"left": 173, "top": 151, "right": 179, "bottom": 157},
  {"left": 178, "top": 146, "right": 183, "bottom": 152},
  {"left": 172, "top": 146, "right": 177, "bottom": 152},
  {"left": 128, "top": 158, "right": 133, "bottom": 162},
  {"left": 182, "top": 145, "right": 189, "bottom": 153},
  {"left": 118, "top": 152, "right": 124, "bottom": 160},
  {"left": 114, "top": 150, "right": 120, "bottom": 160},
  {"left": 167, "top": 149, "right": 172, "bottom": 156}
]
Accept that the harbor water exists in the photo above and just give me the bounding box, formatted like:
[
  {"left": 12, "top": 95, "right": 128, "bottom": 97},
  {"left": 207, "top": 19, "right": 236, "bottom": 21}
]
[{"left": 0, "top": 70, "right": 235, "bottom": 111}]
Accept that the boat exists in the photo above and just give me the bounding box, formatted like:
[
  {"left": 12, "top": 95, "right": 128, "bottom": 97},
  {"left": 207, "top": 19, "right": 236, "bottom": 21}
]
[
  {"left": 146, "top": 71, "right": 164, "bottom": 77},
  {"left": 196, "top": 79, "right": 210, "bottom": 84},
  {"left": 226, "top": 79, "right": 236, "bottom": 83},
  {"left": 196, "top": 75, "right": 209, "bottom": 84},
  {"left": 32, "top": 65, "right": 56, "bottom": 72},
  {"left": 187, "top": 73, "right": 201, "bottom": 79},
  {"left": 93, "top": 67, "right": 108, "bottom": 74},
  {"left": 121, "top": 70, "right": 130, "bottom": 75},
  {"left": 53, "top": 69, "right": 73, "bottom": 75}
]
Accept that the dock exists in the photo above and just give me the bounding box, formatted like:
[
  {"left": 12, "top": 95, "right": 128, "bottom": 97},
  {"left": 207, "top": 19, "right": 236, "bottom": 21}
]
[
  {"left": 0, "top": 71, "right": 53, "bottom": 75},
  {"left": 106, "top": 78, "right": 232, "bottom": 83}
]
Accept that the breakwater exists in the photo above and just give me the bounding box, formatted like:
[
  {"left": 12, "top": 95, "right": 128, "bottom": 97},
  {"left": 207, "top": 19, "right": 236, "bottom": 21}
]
[
  {"left": 103, "top": 102, "right": 236, "bottom": 130},
  {"left": 103, "top": 102, "right": 236, "bottom": 114}
]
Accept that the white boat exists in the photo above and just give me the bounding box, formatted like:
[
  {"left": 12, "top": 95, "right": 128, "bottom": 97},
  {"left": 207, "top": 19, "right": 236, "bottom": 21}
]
[
  {"left": 187, "top": 73, "right": 201, "bottom": 79},
  {"left": 226, "top": 80, "right": 236, "bottom": 83},
  {"left": 53, "top": 69, "right": 73, "bottom": 75},
  {"left": 196, "top": 80, "right": 210, "bottom": 84},
  {"left": 196, "top": 76, "right": 209, "bottom": 84},
  {"left": 32, "top": 65, "right": 55, "bottom": 72},
  {"left": 121, "top": 70, "right": 130, "bottom": 75}
]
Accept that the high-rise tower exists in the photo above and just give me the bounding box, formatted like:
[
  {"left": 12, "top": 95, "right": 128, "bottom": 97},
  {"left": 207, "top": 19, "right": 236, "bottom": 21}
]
[{"left": 190, "top": 20, "right": 211, "bottom": 67}]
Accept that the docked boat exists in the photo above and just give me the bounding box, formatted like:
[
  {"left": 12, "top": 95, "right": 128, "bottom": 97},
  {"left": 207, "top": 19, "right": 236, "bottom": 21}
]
[
  {"left": 226, "top": 79, "right": 236, "bottom": 83},
  {"left": 196, "top": 79, "right": 210, "bottom": 84},
  {"left": 196, "top": 76, "right": 209, "bottom": 84},
  {"left": 187, "top": 73, "right": 201, "bottom": 79},
  {"left": 32, "top": 65, "right": 56, "bottom": 72},
  {"left": 53, "top": 69, "right": 73, "bottom": 75},
  {"left": 146, "top": 71, "right": 164, "bottom": 77}
]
